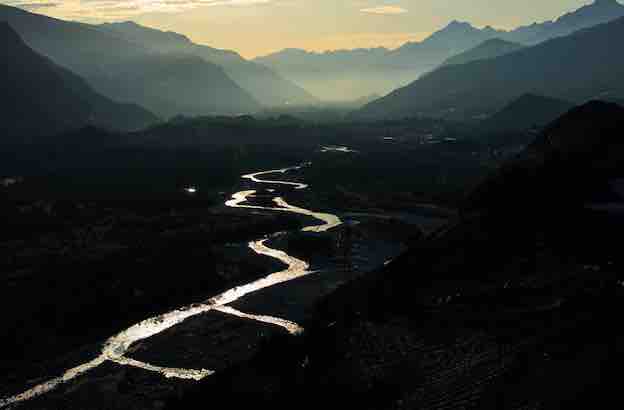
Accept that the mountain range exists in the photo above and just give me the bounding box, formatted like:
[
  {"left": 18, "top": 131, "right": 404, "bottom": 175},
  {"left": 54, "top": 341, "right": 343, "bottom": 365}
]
[
  {"left": 0, "top": 4, "right": 316, "bottom": 121},
  {"left": 0, "top": 5, "right": 265, "bottom": 119},
  {"left": 97, "top": 21, "right": 317, "bottom": 107},
  {"left": 355, "top": 16, "right": 624, "bottom": 120},
  {"left": 256, "top": 0, "right": 624, "bottom": 101},
  {"left": 255, "top": 21, "right": 501, "bottom": 101},
  {"left": 2, "top": 0, "right": 623, "bottom": 132},
  {"left": 0, "top": 22, "right": 156, "bottom": 139}
]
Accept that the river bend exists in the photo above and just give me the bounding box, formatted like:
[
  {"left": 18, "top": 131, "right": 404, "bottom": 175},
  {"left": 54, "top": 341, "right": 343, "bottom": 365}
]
[{"left": 0, "top": 165, "right": 342, "bottom": 408}]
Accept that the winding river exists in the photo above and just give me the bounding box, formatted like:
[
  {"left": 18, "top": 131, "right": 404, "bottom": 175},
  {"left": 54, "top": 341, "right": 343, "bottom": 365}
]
[{"left": 0, "top": 165, "right": 342, "bottom": 408}]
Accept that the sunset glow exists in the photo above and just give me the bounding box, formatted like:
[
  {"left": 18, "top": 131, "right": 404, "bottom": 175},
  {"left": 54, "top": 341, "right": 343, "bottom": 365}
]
[{"left": 1, "top": 0, "right": 597, "bottom": 57}]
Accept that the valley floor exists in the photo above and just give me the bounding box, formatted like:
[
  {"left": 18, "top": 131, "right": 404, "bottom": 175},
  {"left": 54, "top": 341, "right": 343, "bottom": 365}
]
[{"left": 0, "top": 165, "right": 436, "bottom": 409}]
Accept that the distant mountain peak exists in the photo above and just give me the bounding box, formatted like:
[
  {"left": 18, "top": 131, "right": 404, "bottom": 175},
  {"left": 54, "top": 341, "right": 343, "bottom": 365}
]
[
  {"left": 100, "top": 20, "right": 192, "bottom": 45},
  {"left": 411, "top": 19, "right": 496, "bottom": 50},
  {"left": 442, "top": 20, "right": 476, "bottom": 31},
  {"left": 448, "top": 20, "right": 471, "bottom": 26}
]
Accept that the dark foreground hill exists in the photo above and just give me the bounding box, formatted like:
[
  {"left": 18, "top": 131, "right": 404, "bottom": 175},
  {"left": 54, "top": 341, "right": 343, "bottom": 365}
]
[
  {"left": 0, "top": 5, "right": 261, "bottom": 118},
  {"left": 356, "top": 17, "right": 624, "bottom": 120},
  {"left": 478, "top": 93, "right": 574, "bottom": 133},
  {"left": 467, "top": 100, "right": 624, "bottom": 213},
  {"left": 170, "top": 101, "right": 624, "bottom": 409},
  {"left": 0, "top": 23, "right": 157, "bottom": 138}
]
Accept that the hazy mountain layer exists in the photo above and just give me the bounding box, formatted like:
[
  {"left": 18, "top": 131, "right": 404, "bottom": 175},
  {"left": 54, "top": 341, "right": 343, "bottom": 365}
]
[
  {"left": 254, "top": 22, "right": 500, "bottom": 101},
  {"left": 0, "top": 23, "right": 157, "bottom": 139},
  {"left": 98, "top": 22, "right": 317, "bottom": 107},
  {"left": 0, "top": 5, "right": 261, "bottom": 119}
]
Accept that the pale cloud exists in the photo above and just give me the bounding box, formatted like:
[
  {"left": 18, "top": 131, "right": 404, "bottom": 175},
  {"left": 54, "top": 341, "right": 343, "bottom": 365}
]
[
  {"left": 15, "top": 2, "right": 60, "bottom": 9},
  {"left": 3, "top": 0, "right": 593, "bottom": 58},
  {"left": 5, "top": 0, "right": 273, "bottom": 20},
  {"left": 360, "top": 5, "right": 407, "bottom": 15}
]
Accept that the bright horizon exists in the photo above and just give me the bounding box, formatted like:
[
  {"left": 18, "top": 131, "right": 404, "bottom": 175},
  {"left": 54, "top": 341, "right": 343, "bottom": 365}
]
[{"left": 0, "top": 0, "right": 609, "bottom": 58}]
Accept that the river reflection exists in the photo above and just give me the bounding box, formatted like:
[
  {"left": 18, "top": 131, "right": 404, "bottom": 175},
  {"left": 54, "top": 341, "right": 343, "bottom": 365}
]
[{"left": 1, "top": 165, "right": 342, "bottom": 408}]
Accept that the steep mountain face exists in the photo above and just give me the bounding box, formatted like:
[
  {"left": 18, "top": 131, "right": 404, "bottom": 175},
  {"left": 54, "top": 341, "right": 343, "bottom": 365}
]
[
  {"left": 388, "top": 21, "right": 504, "bottom": 67},
  {"left": 98, "top": 22, "right": 317, "bottom": 107},
  {"left": 0, "top": 5, "right": 260, "bottom": 118},
  {"left": 255, "top": 1, "right": 624, "bottom": 102},
  {"left": 478, "top": 94, "right": 574, "bottom": 133},
  {"left": 0, "top": 23, "right": 157, "bottom": 139},
  {"left": 441, "top": 38, "right": 525, "bottom": 67},
  {"left": 355, "top": 17, "right": 624, "bottom": 120}
]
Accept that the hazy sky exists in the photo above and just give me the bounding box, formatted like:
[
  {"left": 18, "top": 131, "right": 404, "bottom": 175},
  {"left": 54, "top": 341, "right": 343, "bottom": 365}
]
[{"left": 3, "top": 0, "right": 600, "bottom": 57}]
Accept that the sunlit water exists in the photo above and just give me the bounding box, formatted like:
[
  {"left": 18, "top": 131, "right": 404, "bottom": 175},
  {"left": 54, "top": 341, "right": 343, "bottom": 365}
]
[
  {"left": 320, "top": 146, "right": 358, "bottom": 153},
  {"left": 0, "top": 165, "right": 342, "bottom": 408},
  {"left": 242, "top": 166, "right": 309, "bottom": 190}
]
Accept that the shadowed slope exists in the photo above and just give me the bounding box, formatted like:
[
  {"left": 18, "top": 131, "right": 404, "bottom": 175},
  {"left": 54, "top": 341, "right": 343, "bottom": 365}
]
[
  {"left": 0, "top": 5, "right": 261, "bottom": 118},
  {"left": 0, "top": 22, "right": 157, "bottom": 138}
]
